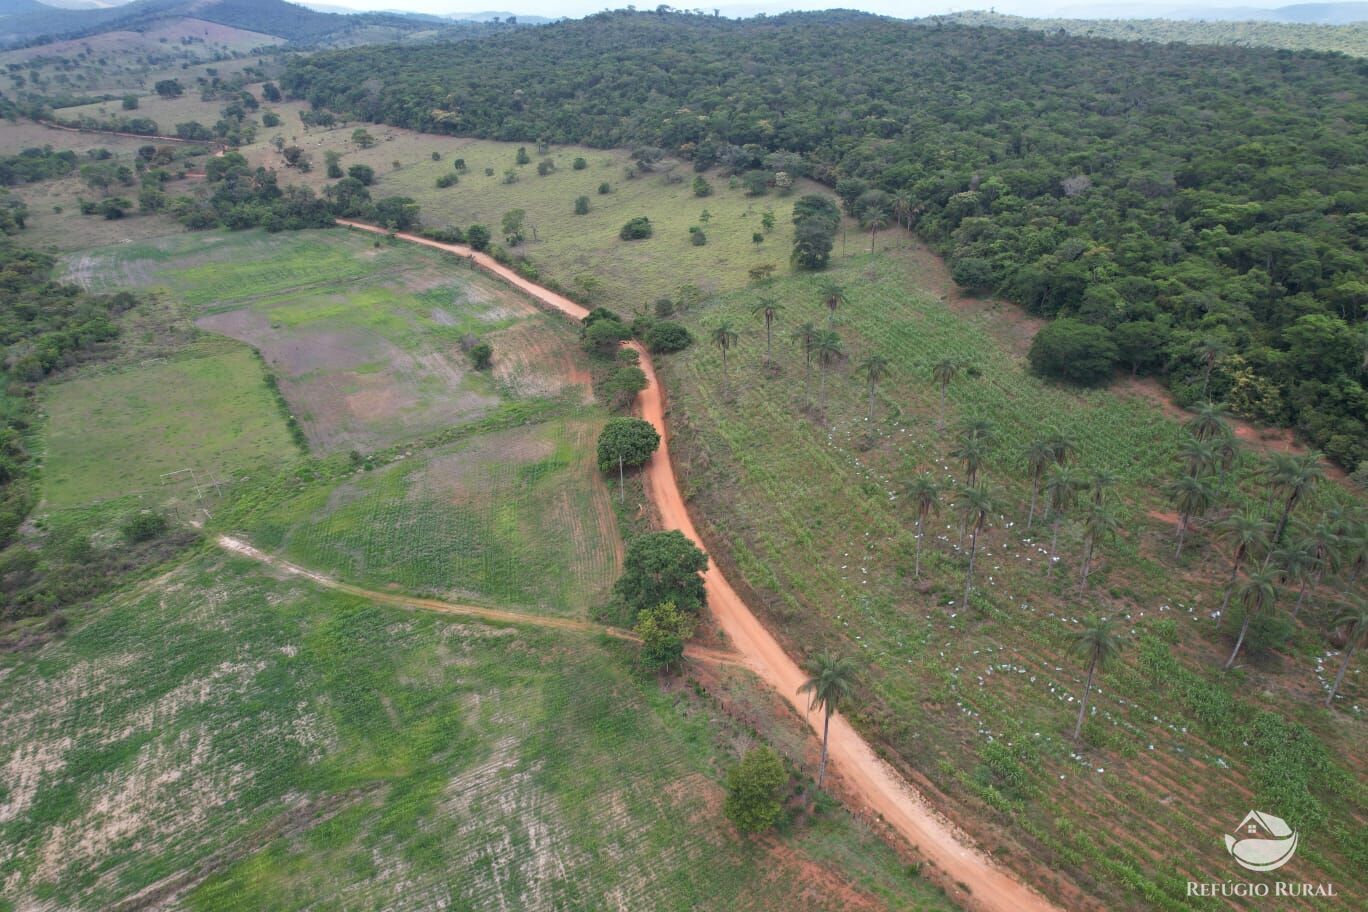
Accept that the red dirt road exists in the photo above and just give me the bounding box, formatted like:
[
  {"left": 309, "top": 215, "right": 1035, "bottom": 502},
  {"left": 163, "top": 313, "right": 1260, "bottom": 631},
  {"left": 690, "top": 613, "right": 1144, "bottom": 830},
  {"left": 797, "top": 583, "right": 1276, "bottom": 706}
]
[{"left": 338, "top": 220, "right": 1062, "bottom": 912}]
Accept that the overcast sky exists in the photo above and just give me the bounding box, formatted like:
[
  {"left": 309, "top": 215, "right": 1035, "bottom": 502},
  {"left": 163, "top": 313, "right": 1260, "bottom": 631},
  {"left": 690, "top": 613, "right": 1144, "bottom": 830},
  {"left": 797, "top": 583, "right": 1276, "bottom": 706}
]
[{"left": 311, "top": 2, "right": 1308, "bottom": 21}]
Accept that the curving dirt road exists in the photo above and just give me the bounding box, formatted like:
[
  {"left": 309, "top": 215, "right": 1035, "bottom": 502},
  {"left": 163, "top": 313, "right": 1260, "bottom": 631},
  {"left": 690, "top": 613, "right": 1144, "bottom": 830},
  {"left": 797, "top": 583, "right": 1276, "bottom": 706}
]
[
  {"left": 217, "top": 535, "right": 739, "bottom": 666},
  {"left": 336, "top": 220, "right": 1062, "bottom": 912}
]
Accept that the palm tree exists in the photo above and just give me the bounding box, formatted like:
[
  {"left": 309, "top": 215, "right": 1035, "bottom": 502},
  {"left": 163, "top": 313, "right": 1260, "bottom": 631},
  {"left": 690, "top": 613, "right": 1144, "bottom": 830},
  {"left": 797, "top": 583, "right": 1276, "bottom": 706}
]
[
  {"left": 1070, "top": 616, "right": 1125, "bottom": 741},
  {"left": 1296, "top": 518, "right": 1341, "bottom": 617},
  {"left": 751, "top": 297, "right": 783, "bottom": 366},
  {"left": 1326, "top": 599, "right": 1368, "bottom": 707},
  {"left": 1225, "top": 567, "right": 1278, "bottom": 670},
  {"left": 814, "top": 330, "right": 843, "bottom": 418},
  {"left": 957, "top": 483, "right": 995, "bottom": 608},
  {"left": 1088, "top": 469, "right": 1120, "bottom": 507},
  {"left": 857, "top": 354, "right": 891, "bottom": 421},
  {"left": 1045, "top": 430, "right": 1077, "bottom": 467},
  {"left": 1185, "top": 401, "right": 1230, "bottom": 442},
  {"left": 1216, "top": 511, "right": 1271, "bottom": 615},
  {"left": 1024, "top": 439, "right": 1056, "bottom": 530},
  {"left": 793, "top": 321, "right": 820, "bottom": 402},
  {"left": 711, "top": 321, "right": 738, "bottom": 398},
  {"left": 797, "top": 653, "right": 859, "bottom": 788},
  {"left": 1271, "top": 540, "right": 1317, "bottom": 618},
  {"left": 1340, "top": 520, "right": 1367, "bottom": 586},
  {"left": 1045, "top": 465, "right": 1081, "bottom": 578},
  {"left": 1079, "top": 500, "right": 1120, "bottom": 592},
  {"left": 1212, "top": 433, "right": 1241, "bottom": 485},
  {"left": 1166, "top": 474, "right": 1216, "bottom": 559},
  {"left": 931, "top": 359, "right": 958, "bottom": 430},
  {"left": 1194, "top": 336, "right": 1228, "bottom": 399},
  {"left": 1176, "top": 435, "right": 1218, "bottom": 479},
  {"left": 950, "top": 434, "right": 991, "bottom": 488},
  {"left": 1271, "top": 452, "right": 1324, "bottom": 544},
  {"left": 892, "top": 190, "right": 914, "bottom": 232},
  {"left": 821, "top": 281, "right": 846, "bottom": 329},
  {"left": 907, "top": 475, "right": 940, "bottom": 579},
  {"left": 864, "top": 208, "right": 889, "bottom": 252}
]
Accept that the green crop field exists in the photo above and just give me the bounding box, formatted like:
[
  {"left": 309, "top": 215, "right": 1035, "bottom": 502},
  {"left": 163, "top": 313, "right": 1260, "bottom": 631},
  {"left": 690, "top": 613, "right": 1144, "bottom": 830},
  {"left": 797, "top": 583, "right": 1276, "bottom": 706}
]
[
  {"left": 654, "top": 250, "right": 1367, "bottom": 910},
  {"left": 65, "top": 229, "right": 587, "bottom": 453},
  {"left": 41, "top": 340, "right": 295, "bottom": 511},
  {"left": 0, "top": 552, "right": 956, "bottom": 911},
  {"left": 229, "top": 419, "right": 622, "bottom": 617}
]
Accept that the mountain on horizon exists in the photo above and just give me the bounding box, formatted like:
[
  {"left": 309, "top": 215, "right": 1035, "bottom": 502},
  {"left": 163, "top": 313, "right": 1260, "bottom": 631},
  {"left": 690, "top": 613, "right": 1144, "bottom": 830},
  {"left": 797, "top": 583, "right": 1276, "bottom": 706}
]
[{"left": 1054, "top": 2, "right": 1368, "bottom": 24}]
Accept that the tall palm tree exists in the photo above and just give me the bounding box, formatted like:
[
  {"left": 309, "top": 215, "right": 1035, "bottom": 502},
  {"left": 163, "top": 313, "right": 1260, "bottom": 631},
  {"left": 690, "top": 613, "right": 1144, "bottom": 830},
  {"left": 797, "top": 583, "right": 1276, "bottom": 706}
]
[
  {"left": 797, "top": 653, "right": 859, "bottom": 788},
  {"left": 1225, "top": 567, "right": 1278, "bottom": 670},
  {"left": 1166, "top": 474, "right": 1216, "bottom": 559},
  {"left": 1339, "top": 520, "right": 1367, "bottom": 586},
  {"left": 857, "top": 354, "right": 891, "bottom": 421},
  {"left": 1212, "top": 432, "right": 1241, "bottom": 485},
  {"left": 1217, "top": 511, "right": 1271, "bottom": 615},
  {"left": 821, "top": 281, "right": 846, "bottom": 329},
  {"left": 751, "top": 297, "right": 783, "bottom": 367},
  {"left": 892, "top": 190, "right": 914, "bottom": 232},
  {"left": 711, "top": 321, "right": 738, "bottom": 398},
  {"left": 1045, "top": 430, "right": 1077, "bottom": 467},
  {"left": 864, "top": 208, "right": 889, "bottom": 252},
  {"left": 931, "top": 359, "right": 958, "bottom": 430},
  {"left": 1176, "top": 435, "right": 1218, "bottom": 479},
  {"left": 1272, "top": 452, "right": 1324, "bottom": 544},
  {"left": 951, "top": 433, "right": 991, "bottom": 488},
  {"left": 1079, "top": 500, "right": 1120, "bottom": 592},
  {"left": 1194, "top": 336, "right": 1228, "bottom": 400},
  {"left": 1089, "top": 469, "right": 1120, "bottom": 507},
  {"left": 957, "top": 483, "right": 995, "bottom": 608},
  {"left": 1296, "top": 518, "right": 1341, "bottom": 617},
  {"left": 1024, "top": 439, "right": 1056, "bottom": 530},
  {"left": 1326, "top": 599, "right": 1368, "bottom": 707},
  {"left": 1271, "top": 540, "right": 1317, "bottom": 618},
  {"left": 907, "top": 475, "right": 940, "bottom": 579},
  {"left": 814, "top": 330, "right": 843, "bottom": 418},
  {"left": 1070, "top": 616, "right": 1125, "bottom": 741},
  {"left": 1185, "top": 401, "right": 1230, "bottom": 442},
  {"left": 793, "top": 321, "right": 819, "bottom": 402},
  {"left": 1045, "top": 465, "right": 1081, "bottom": 578}
]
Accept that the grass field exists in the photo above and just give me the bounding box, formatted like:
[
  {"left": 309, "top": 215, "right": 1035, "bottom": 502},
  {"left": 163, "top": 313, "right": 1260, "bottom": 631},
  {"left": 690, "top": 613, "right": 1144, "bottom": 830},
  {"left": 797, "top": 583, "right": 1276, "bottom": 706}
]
[
  {"left": 64, "top": 229, "right": 585, "bottom": 453},
  {"left": 41, "top": 339, "right": 295, "bottom": 511},
  {"left": 0, "top": 552, "right": 957, "bottom": 912},
  {"left": 230, "top": 419, "right": 623, "bottom": 617},
  {"left": 654, "top": 249, "right": 1367, "bottom": 910}
]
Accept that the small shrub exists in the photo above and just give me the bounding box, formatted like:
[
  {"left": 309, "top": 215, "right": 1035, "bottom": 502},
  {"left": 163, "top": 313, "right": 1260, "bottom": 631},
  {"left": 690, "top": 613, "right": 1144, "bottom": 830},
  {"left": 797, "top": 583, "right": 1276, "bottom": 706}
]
[
  {"left": 435, "top": 173, "right": 458, "bottom": 188},
  {"left": 752, "top": 232, "right": 764, "bottom": 244},
  {"left": 620, "top": 216, "right": 653, "bottom": 241},
  {"left": 574, "top": 195, "right": 590, "bottom": 215},
  {"left": 646, "top": 321, "right": 693, "bottom": 354},
  {"left": 121, "top": 512, "right": 167, "bottom": 544},
  {"left": 725, "top": 746, "right": 787, "bottom": 833},
  {"left": 572, "top": 156, "right": 587, "bottom": 170},
  {"left": 598, "top": 181, "right": 612, "bottom": 195},
  {"left": 690, "top": 229, "right": 707, "bottom": 246},
  {"left": 536, "top": 159, "right": 555, "bottom": 176},
  {"left": 468, "top": 341, "right": 493, "bottom": 370}
]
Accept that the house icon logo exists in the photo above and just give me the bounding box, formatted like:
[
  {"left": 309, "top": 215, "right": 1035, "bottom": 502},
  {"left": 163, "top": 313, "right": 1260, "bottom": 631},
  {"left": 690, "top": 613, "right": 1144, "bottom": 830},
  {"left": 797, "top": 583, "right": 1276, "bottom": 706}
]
[{"left": 1225, "top": 810, "right": 1299, "bottom": 872}]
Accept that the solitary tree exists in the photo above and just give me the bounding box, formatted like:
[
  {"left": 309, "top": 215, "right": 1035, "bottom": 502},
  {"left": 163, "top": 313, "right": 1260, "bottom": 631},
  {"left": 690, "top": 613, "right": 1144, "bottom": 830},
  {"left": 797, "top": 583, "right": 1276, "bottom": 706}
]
[
  {"left": 1186, "top": 401, "right": 1231, "bottom": 442},
  {"left": 957, "top": 484, "right": 995, "bottom": 608},
  {"left": 724, "top": 746, "right": 788, "bottom": 833},
  {"left": 1045, "top": 465, "right": 1081, "bottom": 578},
  {"left": 856, "top": 354, "right": 891, "bottom": 421},
  {"left": 1225, "top": 567, "right": 1279, "bottom": 669},
  {"left": 907, "top": 475, "right": 940, "bottom": 579},
  {"left": 615, "top": 530, "right": 708, "bottom": 616},
  {"left": 1271, "top": 453, "right": 1325, "bottom": 544},
  {"left": 1025, "top": 439, "right": 1056, "bottom": 530},
  {"left": 1216, "top": 511, "right": 1271, "bottom": 615},
  {"left": 1326, "top": 599, "right": 1368, "bottom": 707},
  {"left": 597, "top": 417, "right": 660, "bottom": 502},
  {"left": 796, "top": 653, "right": 858, "bottom": 789},
  {"left": 950, "top": 427, "right": 992, "bottom": 487},
  {"left": 1079, "top": 500, "right": 1120, "bottom": 592},
  {"left": 1070, "top": 616, "right": 1124, "bottom": 741},
  {"left": 711, "top": 321, "right": 739, "bottom": 397},
  {"left": 793, "top": 321, "right": 820, "bottom": 402},
  {"left": 864, "top": 207, "right": 889, "bottom": 251},
  {"left": 1166, "top": 473, "right": 1216, "bottom": 558},
  {"left": 814, "top": 330, "right": 843, "bottom": 417},
  {"left": 634, "top": 601, "right": 696, "bottom": 671},
  {"left": 821, "top": 281, "right": 846, "bottom": 328},
  {"left": 931, "top": 359, "right": 958, "bottom": 430},
  {"left": 751, "top": 297, "right": 783, "bottom": 366}
]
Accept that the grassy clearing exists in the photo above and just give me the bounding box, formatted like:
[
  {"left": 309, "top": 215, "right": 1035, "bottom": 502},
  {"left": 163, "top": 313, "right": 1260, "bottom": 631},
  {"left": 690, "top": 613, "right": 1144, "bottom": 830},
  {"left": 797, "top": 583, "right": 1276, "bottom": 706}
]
[
  {"left": 0, "top": 553, "right": 956, "bottom": 912},
  {"left": 228, "top": 419, "right": 623, "bottom": 618},
  {"left": 41, "top": 339, "right": 295, "bottom": 511},
  {"left": 64, "top": 229, "right": 585, "bottom": 452},
  {"left": 653, "top": 249, "right": 1366, "bottom": 909}
]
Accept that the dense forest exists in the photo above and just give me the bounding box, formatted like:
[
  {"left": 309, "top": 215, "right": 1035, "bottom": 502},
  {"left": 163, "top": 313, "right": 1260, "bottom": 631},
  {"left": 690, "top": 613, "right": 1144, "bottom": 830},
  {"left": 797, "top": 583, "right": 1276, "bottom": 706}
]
[
  {"left": 283, "top": 11, "right": 1368, "bottom": 469},
  {"left": 933, "top": 10, "right": 1368, "bottom": 57}
]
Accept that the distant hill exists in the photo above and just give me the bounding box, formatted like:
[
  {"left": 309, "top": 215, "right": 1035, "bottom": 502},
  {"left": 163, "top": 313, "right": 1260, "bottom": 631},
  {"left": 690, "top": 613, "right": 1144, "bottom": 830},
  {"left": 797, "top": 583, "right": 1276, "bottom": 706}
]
[
  {"left": 1054, "top": 3, "right": 1368, "bottom": 24},
  {"left": 0, "top": 0, "right": 470, "bottom": 47},
  {"left": 932, "top": 9, "right": 1368, "bottom": 56},
  {"left": 0, "top": 0, "right": 49, "bottom": 16}
]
